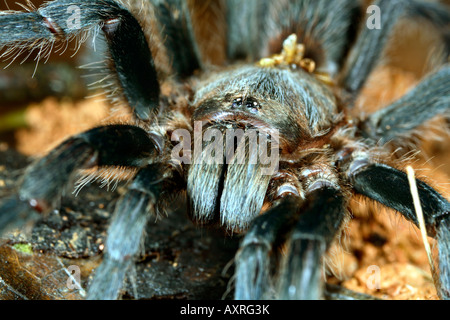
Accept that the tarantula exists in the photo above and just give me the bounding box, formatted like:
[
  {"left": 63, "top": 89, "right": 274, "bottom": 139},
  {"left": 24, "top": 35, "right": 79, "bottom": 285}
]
[{"left": 0, "top": 0, "right": 449, "bottom": 300}]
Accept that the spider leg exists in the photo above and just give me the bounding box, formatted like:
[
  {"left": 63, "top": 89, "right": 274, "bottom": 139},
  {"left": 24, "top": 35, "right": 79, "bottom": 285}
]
[
  {"left": 87, "top": 164, "right": 173, "bottom": 300},
  {"left": 234, "top": 195, "right": 302, "bottom": 300},
  {"left": 341, "top": 0, "right": 449, "bottom": 95},
  {"left": 0, "top": 124, "right": 158, "bottom": 235},
  {"left": 324, "top": 284, "right": 380, "bottom": 300},
  {"left": 0, "top": 194, "right": 39, "bottom": 237},
  {"left": 348, "top": 160, "right": 450, "bottom": 299},
  {"left": 361, "top": 65, "right": 450, "bottom": 144},
  {"left": 349, "top": 162, "right": 449, "bottom": 234},
  {"left": 0, "top": 0, "right": 160, "bottom": 120},
  {"left": 151, "top": 0, "right": 201, "bottom": 75},
  {"left": 277, "top": 186, "right": 346, "bottom": 300},
  {"left": 409, "top": 0, "right": 450, "bottom": 54},
  {"left": 235, "top": 181, "right": 346, "bottom": 300}
]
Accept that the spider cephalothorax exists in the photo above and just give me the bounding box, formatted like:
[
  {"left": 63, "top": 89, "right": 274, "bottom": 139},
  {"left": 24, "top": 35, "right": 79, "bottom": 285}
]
[
  {"left": 0, "top": 0, "right": 449, "bottom": 300},
  {"left": 185, "top": 62, "right": 343, "bottom": 231}
]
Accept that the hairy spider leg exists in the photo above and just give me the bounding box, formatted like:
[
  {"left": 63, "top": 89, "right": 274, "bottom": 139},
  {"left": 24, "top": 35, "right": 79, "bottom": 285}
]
[
  {"left": 361, "top": 66, "right": 450, "bottom": 144},
  {"left": 0, "top": 125, "right": 157, "bottom": 235},
  {"left": 277, "top": 187, "right": 346, "bottom": 299},
  {"left": 0, "top": 0, "right": 160, "bottom": 120},
  {"left": 87, "top": 164, "right": 174, "bottom": 300},
  {"left": 235, "top": 166, "right": 346, "bottom": 300},
  {"left": 349, "top": 161, "right": 450, "bottom": 299},
  {"left": 151, "top": 0, "right": 201, "bottom": 76},
  {"left": 341, "top": 0, "right": 449, "bottom": 96},
  {"left": 234, "top": 195, "right": 302, "bottom": 300}
]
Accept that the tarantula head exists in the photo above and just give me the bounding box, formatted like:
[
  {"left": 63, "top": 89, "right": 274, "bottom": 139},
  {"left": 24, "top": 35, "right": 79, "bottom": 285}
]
[{"left": 186, "top": 65, "right": 342, "bottom": 232}]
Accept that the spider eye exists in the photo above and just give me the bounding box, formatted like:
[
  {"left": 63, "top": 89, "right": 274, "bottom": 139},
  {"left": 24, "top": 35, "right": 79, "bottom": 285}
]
[
  {"left": 231, "top": 98, "right": 242, "bottom": 109},
  {"left": 231, "top": 97, "right": 260, "bottom": 114}
]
